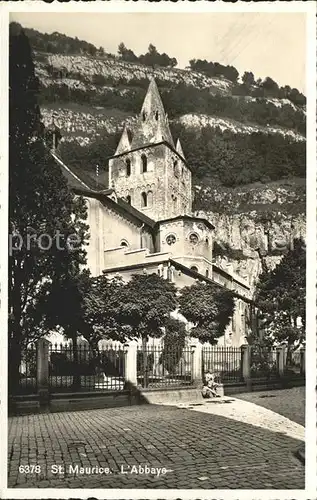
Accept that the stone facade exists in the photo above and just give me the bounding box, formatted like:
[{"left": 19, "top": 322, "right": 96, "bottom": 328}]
[{"left": 108, "top": 79, "right": 191, "bottom": 221}]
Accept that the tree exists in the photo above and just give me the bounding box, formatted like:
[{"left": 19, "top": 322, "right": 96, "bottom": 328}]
[
  {"left": 178, "top": 282, "right": 235, "bottom": 343},
  {"left": 81, "top": 274, "right": 130, "bottom": 349},
  {"left": 161, "top": 317, "right": 186, "bottom": 375},
  {"left": 242, "top": 71, "right": 255, "bottom": 87},
  {"left": 118, "top": 273, "right": 179, "bottom": 386},
  {"left": 255, "top": 238, "right": 305, "bottom": 358},
  {"left": 118, "top": 42, "right": 138, "bottom": 63},
  {"left": 9, "top": 23, "right": 88, "bottom": 392}
]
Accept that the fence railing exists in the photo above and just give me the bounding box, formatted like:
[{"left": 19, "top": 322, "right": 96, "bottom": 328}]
[
  {"left": 48, "top": 342, "right": 125, "bottom": 392},
  {"left": 202, "top": 346, "right": 242, "bottom": 383},
  {"left": 137, "top": 345, "right": 193, "bottom": 389},
  {"left": 250, "top": 346, "right": 278, "bottom": 379},
  {"left": 15, "top": 339, "right": 305, "bottom": 398}
]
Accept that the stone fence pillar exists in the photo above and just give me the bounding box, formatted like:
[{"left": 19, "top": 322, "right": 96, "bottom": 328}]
[
  {"left": 191, "top": 341, "right": 202, "bottom": 386},
  {"left": 36, "top": 338, "right": 50, "bottom": 405},
  {"left": 124, "top": 341, "right": 138, "bottom": 386},
  {"left": 241, "top": 345, "right": 251, "bottom": 386},
  {"left": 276, "top": 346, "right": 285, "bottom": 377}
]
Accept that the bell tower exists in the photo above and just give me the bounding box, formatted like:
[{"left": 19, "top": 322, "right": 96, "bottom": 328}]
[{"left": 108, "top": 78, "right": 192, "bottom": 221}]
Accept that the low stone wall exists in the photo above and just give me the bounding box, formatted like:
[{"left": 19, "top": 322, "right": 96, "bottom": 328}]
[{"left": 224, "top": 376, "right": 305, "bottom": 395}]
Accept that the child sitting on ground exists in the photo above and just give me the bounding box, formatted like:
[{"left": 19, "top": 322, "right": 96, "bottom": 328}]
[{"left": 202, "top": 371, "right": 221, "bottom": 398}]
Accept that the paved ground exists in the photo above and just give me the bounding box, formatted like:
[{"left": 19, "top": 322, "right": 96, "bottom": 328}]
[
  {"left": 236, "top": 386, "right": 305, "bottom": 426},
  {"left": 8, "top": 389, "right": 305, "bottom": 490}
]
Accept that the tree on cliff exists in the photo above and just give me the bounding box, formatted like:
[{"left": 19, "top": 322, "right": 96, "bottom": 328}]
[
  {"left": 9, "top": 23, "right": 88, "bottom": 392},
  {"left": 255, "top": 238, "right": 305, "bottom": 357},
  {"left": 178, "top": 282, "right": 235, "bottom": 343}
]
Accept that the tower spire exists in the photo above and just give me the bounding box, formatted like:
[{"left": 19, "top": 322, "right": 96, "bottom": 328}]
[
  {"left": 131, "top": 78, "right": 174, "bottom": 148},
  {"left": 114, "top": 124, "right": 131, "bottom": 155}
]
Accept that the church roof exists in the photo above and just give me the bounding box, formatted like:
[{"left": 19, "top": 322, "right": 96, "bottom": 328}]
[
  {"left": 72, "top": 187, "right": 156, "bottom": 229},
  {"left": 156, "top": 214, "right": 215, "bottom": 231},
  {"left": 52, "top": 152, "right": 108, "bottom": 191}
]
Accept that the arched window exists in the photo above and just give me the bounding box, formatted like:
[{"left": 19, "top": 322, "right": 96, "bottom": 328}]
[
  {"left": 190, "top": 266, "right": 198, "bottom": 273},
  {"left": 141, "top": 192, "right": 147, "bottom": 208},
  {"left": 142, "top": 111, "right": 146, "bottom": 122},
  {"left": 155, "top": 110, "right": 159, "bottom": 121},
  {"left": 120, "top": 240, "right": 129, "bottom": 248},
  {"left": 125, "top": 158, "right": 131, "bottom": 177},
  {"left": 205, "top": 269, "right": 209, "bottom": 278},
  {"left": 205, "top": 237, "right": 209, "bottom": 245},
  {"left": 126, "top": 195, "right": 131, "bottom": 204},
  {"left": 141, "top": 154, "right": 147, "bottom": 173}
]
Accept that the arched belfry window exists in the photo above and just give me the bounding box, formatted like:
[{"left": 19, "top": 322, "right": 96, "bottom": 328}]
[
  {"left": 141, "top": 154, "right": 147, "bottom": 173},
  {"left": 190, "top": 266, "right": 198, "bottom": 273},
  {"left": 126, "top": 158, "right": 131, "bottom": 177},
  {"left": 141, "top": 192, "right": 147, "bottom": 208}
]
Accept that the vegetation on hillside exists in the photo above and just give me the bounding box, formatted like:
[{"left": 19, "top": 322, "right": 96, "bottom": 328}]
[
  {"left": 19, "top": 22, "right": 305, "bottom": 108},
  {"left": 39, "top": 81, "right": 305, "bottom": 135},
  {"left": 118, "top": 42, "right": 177, "bottom": 68},
  {"left": 59, "top": 123, "right": 305, "bottom": 189},
  {"left": 190, "top": 60, "right": 305, "bottom": 106}
]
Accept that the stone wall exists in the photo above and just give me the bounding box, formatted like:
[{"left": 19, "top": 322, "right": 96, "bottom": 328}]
[{"left": 109, "top": 143, "right": 191, "bottom": 221}]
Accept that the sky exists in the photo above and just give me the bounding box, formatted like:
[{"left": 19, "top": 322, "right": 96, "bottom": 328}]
[{"left": 11, "top": 12, "right": 306, "bottom": 93}]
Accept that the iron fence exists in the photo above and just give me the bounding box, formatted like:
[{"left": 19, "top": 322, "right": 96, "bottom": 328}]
[
  {"left": 285, "top": 348, "right": 305, "bottom": 377},
  {"left": 137, "top": 344, "right": 193, "bottom": 388},
  {"left": 48, "top": 342, "right": 125, "bottom": 392},
  {"left": 18, "top": 343, "right": 37, "bottom": 394},
  {"left": 250, "top": 346, "right": 278, "bottom": 379},
  {"left": 202, "top": 346, "right": 242, "bottom": 383}
]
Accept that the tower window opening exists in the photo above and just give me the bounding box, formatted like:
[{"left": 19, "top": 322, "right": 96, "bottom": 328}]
[
  {"left": 173, "top": 160, "right": 179, "bottom": 177},
  {"left": 190, "top": 266, "right": 198, "bottom": 273},
  {"left": 126, "top": 195, "right": 131, "bottom": 204},
  {"left": 205, "top": 237, "right": 209, "bottom": 245},
  {"left": 142, "top": 111, "right": 146, "bottom": 122},
  {"left": 206, "top": 269, "right": 209, "bottom": 278},
  {"left": 141, "top": 192, "right": 147, "bottom": 208},
  {"left": 125, "top": 158, "right": 131, "bottom": 176},
  {"left": 155, "top": 110, "right": 159, "bottom": 121},
  {"left": 120, "top": 240, "right": 129, "bottom": 248},
  {"left": 141, "top": 154, "right": 147, "bottom": 173}
]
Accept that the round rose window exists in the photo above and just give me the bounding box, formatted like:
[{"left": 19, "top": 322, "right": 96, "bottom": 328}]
[
  {"left": 166, "top": 234, "right": 176, "bottom": 245},
  {"left": 189, "top": 233, "right": 199, "bottom": 245}
]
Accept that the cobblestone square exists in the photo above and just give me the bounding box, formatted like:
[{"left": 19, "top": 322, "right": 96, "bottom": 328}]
[{"left": 8, "top": 388, "right": 305, "bottom": 490}]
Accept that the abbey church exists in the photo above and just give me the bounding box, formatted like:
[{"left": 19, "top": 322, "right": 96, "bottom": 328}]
[{"left": 52, "top": 78, "right": 253, "bottom": 347}]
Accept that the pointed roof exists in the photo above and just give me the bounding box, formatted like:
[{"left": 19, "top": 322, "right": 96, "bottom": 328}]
[
  {"left": 114, "top": 124, "right": 131, "bottom": 155},
  {"left": 130, "top": 78, "right": 174, "bottom": 149},
  {"left": 176, "top": 138, "right": 185, "bottom": 160}
]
